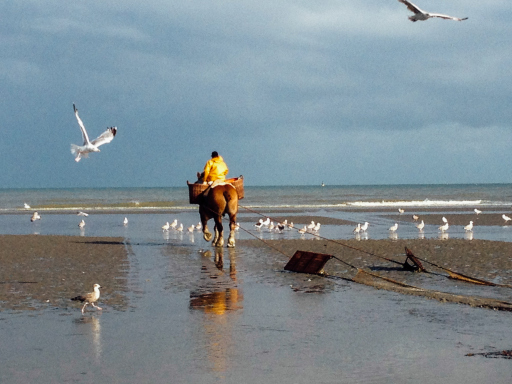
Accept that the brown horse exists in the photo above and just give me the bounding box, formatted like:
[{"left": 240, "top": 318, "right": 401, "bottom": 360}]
[{"left": 196, "top": 173, "right": 238, "bottom": 248}]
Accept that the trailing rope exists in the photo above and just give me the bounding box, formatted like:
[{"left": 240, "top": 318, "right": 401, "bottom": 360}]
[{"left": 238, "top": 204, "right": 512, "bottom": 288}]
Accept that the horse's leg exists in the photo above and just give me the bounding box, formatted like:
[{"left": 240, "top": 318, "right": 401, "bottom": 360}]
[
  {"left": 213, "top": 215, "right": 224, "bottom": 247},
  {"left": 200, "top": 210, "right": 212, "bottom": 242},
  {"left": 227, "top": 195, "right": 238, "bottom": 248},
  {"left": 227, "top": 215, "right": 236, "bottom": 248}
]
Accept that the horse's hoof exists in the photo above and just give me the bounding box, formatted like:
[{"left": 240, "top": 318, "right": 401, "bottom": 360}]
[
  {"left": 204, "top": 233, "right": 212, "bottom": 242},
  {"left": 227, "top": 242, "right": 235, "bottom": 248},
  {"left": 215, "top": 239, "right": 224, "bottom": 247}
]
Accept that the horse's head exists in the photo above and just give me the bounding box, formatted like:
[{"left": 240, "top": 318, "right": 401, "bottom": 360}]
[{"left": 195, "top": 172, "right": 205, "bottom": 184}]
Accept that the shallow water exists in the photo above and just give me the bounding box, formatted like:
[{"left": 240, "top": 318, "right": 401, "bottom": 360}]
[{"left": 1, "top": 233, "right": 512, "bottom": 383}]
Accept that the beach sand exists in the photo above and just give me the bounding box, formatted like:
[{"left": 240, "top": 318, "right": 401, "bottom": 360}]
[
  {"left": 3, "top": 234, "right": 512, "bottom": 311},
  {"left": 2, "top": 233, "right": 512, "bottom": 383},
  {"left": 0, "top": 235, "right": 129, "bottom": 312}
]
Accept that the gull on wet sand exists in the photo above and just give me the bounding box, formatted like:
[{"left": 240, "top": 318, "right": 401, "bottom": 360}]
[
  {"left": 464, "top": 221, "right": 474, "bottom": 232},
  {"left": 439, "top": 222, "right": 449, "bottom": 232},
  {"left": 187, "top": 225, "right": 195, "bottom": 233},
  {"left": 299, "top": 225, "right": 307, "bottom": 234},
  {"left": 361, "top": 222, "right": 369, "bottom": 232},
  {"left": 307, "top": 221, "right": 316, "bottom": 230},
  {"left": 78, "top": 219, "right": 86, "bottom": 228},
  {"left": 24, "top": 203, "right": 31, "bottom": 209},
  {"left": 442, "top": 217, "right": 448, "bottom": 224},
  {"left": 412, "top": 215, "right": 419, "bottom": 221},
  {"left": 71, "top": 283, "right": 102, "bottom": 314},
  {"left": 123, "top": 217, "right": 128, "bottom": 226},
  {"left": 31, "top": 212, "right": 41, "bottom": 222},
  {"left": 353, "top": 223, "right": 361, "bottom": 234},
  {"left": 398, "top": 0, "right": 468, "bottom": 22},
  {"left": 71, "top": 104, "right": 117, "bottom": 162},
  {"left": 474, "top": 209, "right": 482, "bottom": 215},
  {"left": 162, "top": 222, "right": 170, "bottom": 231},
  {"left": 195, "top": 222, "right": 202, "bottom": 231},
  {"left": 398, "top": 209, "right": 405, "bottom": 214},
  {"left": 389, "top": 223, "right": 398, "bottom": 232},
  {"left": 170, "top": 219, "right": 178, "bottom": 230},
  {"left": 416, "top": 220, "right": 425, "bottom": 231},
  {"left": 503, "top": 214, "right": 512, "bottom": 223}
]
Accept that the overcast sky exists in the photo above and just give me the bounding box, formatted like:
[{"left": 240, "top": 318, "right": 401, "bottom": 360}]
[{"left": 1, "top": 0, "right": 511, "bottom": 188}]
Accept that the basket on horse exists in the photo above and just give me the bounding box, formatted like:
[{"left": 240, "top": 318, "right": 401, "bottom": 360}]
[{"left": 187, "top": 176, "right": 244, "bottom": 204}]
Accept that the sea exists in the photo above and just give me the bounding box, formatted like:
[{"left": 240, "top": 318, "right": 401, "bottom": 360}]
[{"left": 1, "top": 183, "right": 512, "bottom": 241}]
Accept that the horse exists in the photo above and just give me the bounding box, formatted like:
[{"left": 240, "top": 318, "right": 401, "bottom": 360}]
[{"left": 195, "top": 172, "right": 238, "bottom": 248}]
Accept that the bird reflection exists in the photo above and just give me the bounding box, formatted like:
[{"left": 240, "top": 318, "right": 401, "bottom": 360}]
[
  {"left": 417, "top": 231, "right": 425, "bottom": 239},
  {"left": 389, "top": 232, "right": 398, "bottom": 240},
  {"left": 74, "top": 314, "right": 102, "bottom": 363},
  {"left": 438, "top": 232, "right": 449, "bottom": 240},
  {"left": 464, "top": 231, "right": 474, "bottom": 241}
]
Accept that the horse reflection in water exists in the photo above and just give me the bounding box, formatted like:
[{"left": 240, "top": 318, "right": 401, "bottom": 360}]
[
  {"left": 196, "top": 173, "right": 238, "bottom": 248},
  {"left": 190, "top": 248, "right": 243, "bottom": 373}
]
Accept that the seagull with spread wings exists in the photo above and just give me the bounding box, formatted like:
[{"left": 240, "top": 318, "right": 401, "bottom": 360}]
[
  {"left": 398, "top": 0, "right": 468, "bottom": 22},
  {"left": 71, "top": 104, "right": 117, "bottom": 162}
]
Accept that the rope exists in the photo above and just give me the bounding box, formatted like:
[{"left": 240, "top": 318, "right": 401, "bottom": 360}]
[
  {"left": 240, "top": 204, "right": 403, "bottom": 265},
  {"left": 238, "top": 204, "right": 512, "bottom": 288}
]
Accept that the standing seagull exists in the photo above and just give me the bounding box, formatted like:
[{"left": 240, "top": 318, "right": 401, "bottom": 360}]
[
  {"left": 464, "top": 221, "right": 474, "bottom": 232},
  {"left": 71, "top": 104, "right": 117, "bottom": 162},
  {"left": 123, "top": 217, "right": 129, "bottom": 226},
  {"left": 71, "top": 283, "right": 102, "bottom": 314},
  {"left": 416, "top": 220, "right": 425, "bottom": 231},
  {"left": 439, "top": 222, "right": 449, "bottom": 232},
  {"left": 389, "top": 223, "right": 399, "bottom": 232},
  {"left": 398, "top": 0, "right": 468, "bottom": 22},
  {"left": 503, "top": 214, "right": 512, "bottom": 224}
]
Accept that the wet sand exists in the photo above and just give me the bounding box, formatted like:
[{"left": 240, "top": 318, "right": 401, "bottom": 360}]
[
  {"left": 0, "top": 235, "right": 129, "bottom": 312},
  {"left": 2, "top": 234, "right": 512, "bottom": 383}
]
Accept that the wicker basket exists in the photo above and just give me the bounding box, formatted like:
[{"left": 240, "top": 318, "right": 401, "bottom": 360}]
[{"left": 187, "top": 176, "right": 244, "bottom": 204}]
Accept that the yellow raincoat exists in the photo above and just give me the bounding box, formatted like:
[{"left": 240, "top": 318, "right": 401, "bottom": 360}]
[{"left": 203, "top": 155, "right": 229, "bottom": 182}]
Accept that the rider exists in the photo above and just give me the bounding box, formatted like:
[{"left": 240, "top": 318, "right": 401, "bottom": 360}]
[{"left": 202, "top": 151, "right": 229, "bottom": 185}]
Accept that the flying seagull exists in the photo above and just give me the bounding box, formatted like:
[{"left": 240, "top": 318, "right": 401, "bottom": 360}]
[
  {"left": 31, "top": 212, "right": 41, "bottom": 222},
  {"left": 71, "top": 104, "right": 117, "bottom": 162},
  {"left": 71, "top": 284, "right": 102, "bottom": 314},
  {"left": 398, "top": 0, "right": 468, "bottom": 22}
]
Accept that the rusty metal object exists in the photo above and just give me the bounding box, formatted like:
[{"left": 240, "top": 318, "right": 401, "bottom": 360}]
[
  {"left": 404, "top": 247, "right": 427, "bottom": 272},
  {"left": 284, "top": 250, "right": 333, "bottom": 274}
]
